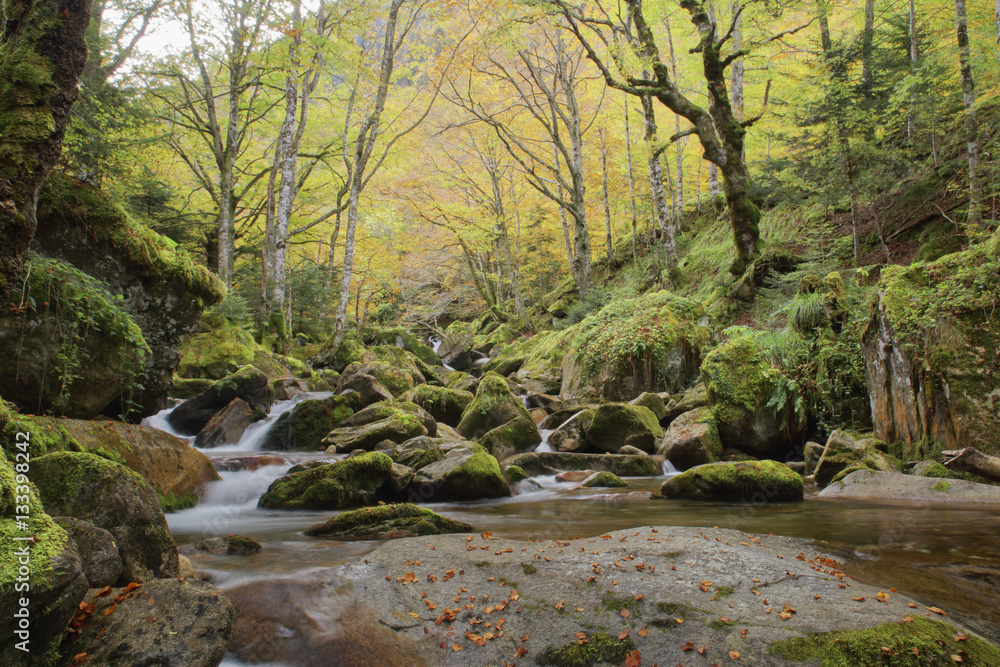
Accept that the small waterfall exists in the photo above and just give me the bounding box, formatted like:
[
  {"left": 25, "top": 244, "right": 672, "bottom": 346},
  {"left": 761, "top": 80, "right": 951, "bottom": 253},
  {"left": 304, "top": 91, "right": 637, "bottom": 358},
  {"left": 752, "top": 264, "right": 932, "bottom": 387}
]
[
  {"left": 231, "top": 391, "right": 334, "bottom": 452},
  {"left": 431, "top": 337, "right": 455, "bottom": 372},
  {"left": 661, "top": 459, "right": 679, "bottom": 476},
  {"left": 142, "top": 403, "right": 194, "bottom": 443},
  {"left": 535, "top": 429, "right": 554, "bottom": 453}
]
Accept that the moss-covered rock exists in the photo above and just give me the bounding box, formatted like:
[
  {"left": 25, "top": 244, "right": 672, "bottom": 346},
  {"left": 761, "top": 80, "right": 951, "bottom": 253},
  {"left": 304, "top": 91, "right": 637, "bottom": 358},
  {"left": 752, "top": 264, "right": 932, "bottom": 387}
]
[
  {"left": 580, "top": 471, "right": 628, "bottom": 488},
  {"left": 338, "top": 356, "right": 419, "bottom": 397},
  {"left": 629, "top": 392, "right": 666, "bottom": 421},
  {"left": 571, "top": 291, "right": 711, "bottom": 401},
  {"left": 504, "top": 464, "right": 529, "bottom": 483},
  {"left": 398, "top": 384, "right": 473, "bottom": 426},
  {"left": 478, "top": 415, "right": 542, "bottom": 461},
  {"left": 321, "top": 413, "right": 430, "bottom": 453},
  {"left": 548, "top": 409, "right": 595, "bottom": 452},
  {"left": 304, "top": 503, "right": 474, "bottom": 539},
  {"left": 339, "top": 401, "right": 436, "bottom": 434},
  {"left": 54, "top": 517, "right": 122, "bottom": 588},
  {"left": 311, "top": 332, "right": 365, "bottom": 373},
  {"left": 514, "top": 328, "right": 577, "bottom": 394},
  {"left": 0, "top": 451, "right": 88, "bottom": 665},
  {"left": 456, "top": 371, "right": 532, "bottom": 439},
  {"left": 177, "top": 320, "right": 257, "bottom": 380},
  {"left": 585, "top": 403, "right": 664, "bottom": 454},
  {"left": 194, "top": 398, "right": 255, "bottom": 448},
  {"left": 0, "top": 411, "right": 218, "bottom": 511},
  {"left": 501, "top": 451, "right": 660, "bottom": 477},
  {"left": 538, "top": 631, "right": 636, "bottom": 667},
  {"left": 31, "top": 451, "right": 179, "bottom": 583},
  {"left": 862, "top": 246, "right": 1000, "bottom": 456},
  {"left": 168, "top": 377, "right": 214, "bottom": 399},
  {"left": 812, "top": 431, "right": 898, "bottom": 488},
  {"left": 701, "top": 334, "right": 807, "bottom": 459},
  {"left": 168, "top": 365, "right": 274, "bottom": 435},
  {"left": 659, "top": 460, "right": 804, "bottom": 503},
  {"left": 444, "top": 370, "right": 479, "bottom": 393},
  {"left": 194, "top": 535, "right": 262, "bottom": 556},
  {"left": 770, "top": 616, "right": 1000, "bottom": 666},
  {"left": 258, "top": 451, "right": 396, "bottom": 510},
  {"left": 409, "top": 452, "right": 510, "bottom": 502},
  {"left": 361, "top": 327, "right": 440, "bottom": 366},
  {"left": 0, "top": 257, "right": 151, "bottom": 419},
  {"left": 261, "top": 395, "right": 355, "bottom": 451},
  {"left": 656, "top": 407, "right": 722, "bottom": 469}
]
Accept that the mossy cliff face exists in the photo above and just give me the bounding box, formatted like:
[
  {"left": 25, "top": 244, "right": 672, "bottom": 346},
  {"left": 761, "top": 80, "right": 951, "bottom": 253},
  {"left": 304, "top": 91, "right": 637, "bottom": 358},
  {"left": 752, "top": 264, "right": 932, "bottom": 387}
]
[
  {"left": 862, "top": 247, "right": 1000, "bottom": 456},
  {"left": 28, "top": 176, "right": 224, "bottom": 417},
  {"left": 0, "top": 451, "right": 88, "bottom": 665},
  {"left": 569, "top": 291, "right": 711, "bottom": 401},
  {"left": 0, "top": 256, "right": 151, "bottom": 418}
]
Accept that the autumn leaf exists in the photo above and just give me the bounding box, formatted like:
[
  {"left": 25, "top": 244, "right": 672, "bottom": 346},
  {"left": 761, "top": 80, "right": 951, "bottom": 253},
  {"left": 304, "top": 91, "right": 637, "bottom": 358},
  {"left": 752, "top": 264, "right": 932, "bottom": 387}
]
[
  {"left": 407, "top": 612, "right": 419, "bottom": 618},
  {"left": 954, "top": 631, "right": 968, "bottom": 642},
  {"left": 103, "top": 602, "right": 117, "bottom": 616},
  {"left": 637, "top": 628, "right": 648, "bottom": 637},
  {"left": 681, "top": 641, "right": 696, "bottom": 651},
  {"left": 94, "top": 586, "right": 112, "bottom": 598},
  {"left": 575, "top": 632, "right": 588, "bottom": 644},
  {"left": 730, "top": 650, "right": 741, "bottom": 659},
  {"left": 620, "top": 608, "right": 630, "bottom": 618},
  {"left": 624, "top": 648, "right": 641, "bottom": 667},
  {"left": 515, "top": 646, "right": 527, "bottom": 657},
  {"left": 618, "top": 630, "right": 629, "bottom": 640},
  {"left": 852, "top": 597, "right": 866, "bottom": 602},
  {"left": 555, "top": 601, "right": 565, "bottom": 610},
  {"left": 451, "top": 643, "right": 462, "bottom": 651},
  {"left": 927, "top": 607, "right": 947, "bottom": 616}
]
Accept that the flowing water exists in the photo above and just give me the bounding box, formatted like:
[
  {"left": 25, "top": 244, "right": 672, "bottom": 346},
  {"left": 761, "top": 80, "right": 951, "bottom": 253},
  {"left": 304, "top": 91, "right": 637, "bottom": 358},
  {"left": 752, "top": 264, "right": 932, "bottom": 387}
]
[{"left": 144, "top": 400, "right": 1000, "bottom": 663}]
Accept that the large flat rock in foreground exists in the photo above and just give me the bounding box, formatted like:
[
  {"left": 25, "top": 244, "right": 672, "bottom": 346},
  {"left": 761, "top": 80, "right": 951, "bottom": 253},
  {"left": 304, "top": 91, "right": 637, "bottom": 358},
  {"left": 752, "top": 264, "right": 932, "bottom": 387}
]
[
  {"left": 339, "top": 526, "right": 997, "bottom": 666},
  {"left": 818, "top": 470, "right": 1000, "bottom": 503}
]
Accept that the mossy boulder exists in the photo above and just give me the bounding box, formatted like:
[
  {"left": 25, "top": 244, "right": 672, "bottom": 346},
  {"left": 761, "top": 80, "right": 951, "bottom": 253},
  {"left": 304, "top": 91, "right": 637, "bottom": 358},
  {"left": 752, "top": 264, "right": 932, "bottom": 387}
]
[
  {"left": 321, "top": 413, "right": 430, "bottom": 453},
  {"left": 32, "top": 177, "right": 225, "bottom": 417},
  {"left": 177, "top": 320, "right": 257, "bottom": 380},
  {"left": 585, "top": 403, "right": 664, "bottom": 454},
  {"left": 365, "top": 345, "right": 440, "bottom": 386},
  {"left": 443, "top": 370, "right": 479, "bottom": 393},
  {"left": 311, "top": 333, "right": 365, "bottom": 372},
  {"left": 338, "top": 356, "right": 421, "bottom": 397},
  {"left": 659, "top": 460, "right": 804, "bottom": 503},
  {"left": 0, "top": 451, "right": 88, "bottom": 665},
  {"left": 398, "top": 384, "right": 474, "bottom": 426},
  {"left": 504, "top": 464, "right": 529, "bottom": 483},
  {"left": 629, "top": 392, "right": 666, "bottom": 421},
  {"left": 194, "top": 535, "right": 262, "bottom": 556},
  {"left": 0, "top": 412, "right": 218, "bottom": 512},
  {"left": 478, "top": 415, "right": 542, "bottom": 461},
  {"left": 456, "top": 371, "right": 532, "bottom": 440},
  {"left": 862, "top": 247, "right": 1000, "bottom": 456},
  {"left": 0, "top": 257, "right": 151, "bottom": 419},
  {"left": 656, "top": 407, "right": 722, "bottom": 470},
  {"left": 409, "top": 452, "right": 510, "bottom": 502},
  {"left": 336, "top": 372, "right": 394, "bottom": 408},
  {"left": 339, "top": 401, "right": 437, "bottom": 434},
  {"left": 168, "top": 365, "right": 274, "bottom": 436},
  {"left": 304, "top": 503, "right": 474, "bottom": 539},
  {"left": 701, "top": 334, "right": 807, "bottom": 459},
  {"left": 261, "top": 395, "right": 355, "bottom": 451},
  {"left": 257, "top": 451, "right": 397, "bottom": 510},
  {"left": 813, "top": 431, "right": 898, "bottom": 488},
  {"left": 501, "top": 451, "right": 660, "bottom": 477},
  {"left": 580, "top": 471, "right": 628, "bottom": 488},
  {"left": 571, "top": 291, "right": 710, "bottom": 401},
  {"left": 168, "top": 377, "right": 213, "bottom": 399},
  {"left": 31, "top": 451, "right": 179, "bottom": 583},
  {"left": 194, "top": 398, "right": 255, "bottom": 448},
  {"left": 438, "top": 329, "right": 474, "bottom": 370},
  {"left": 514, "top": 328, "right": 577, "bottom": 394},
  {"left": 361, "top": 327, "right": 440, "bottom": 365}
]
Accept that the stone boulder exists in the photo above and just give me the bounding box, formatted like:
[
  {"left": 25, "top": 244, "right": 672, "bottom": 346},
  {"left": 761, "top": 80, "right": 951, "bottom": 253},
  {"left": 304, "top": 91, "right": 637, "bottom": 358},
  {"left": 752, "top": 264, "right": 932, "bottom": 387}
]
[
  {"left": 0, "top": 452, "right": 88, "bottom": 664},
  {"left": 168, "top": 365, "right": 274, "bottom": 436},
  {"left": 580, "top": 471, "right": 628, "bottom": 488},
  {"left": 813, "top": 431, "right": 899, "bottom": 488},
  {"left": 194, "top": 535, "right": 262, "bottom": 555},
  {"left": 258, "top": 451, "right": 397, "bottom": 510},
  {"left": 59, "top": 578, "right": 235, "bottom": 667},
  {"left": 629, "top": 392, "right": 666, "bottom": 421},
  {"left": 701, "top": 335, "right": 808, "bottom": 459},
  {"left": 585, "top": 403, "right": 664, "bottom": 454},
  {"left": 438, "top": 333, "right": 474, "bottom": 371},
  {"left": 338, "top": 359, "right": 417, "bottom": 398},
  {"left": 261, "top": 395, "right": 356, "bottom": 451},
  {"left": 398, "top": 384, "right": 474, "bottom": 426},
  {"left": 336, "top": 372, "right": 394, "bottom": 408},
  {"left": 818, "top": 470, "right": 1000, "bottom": 503},
  {"left": 29, "top": 179, "right": 225, "bottom": 417},
  {"left": 6, "top": 413, "right": 218, "bottom": 511},
  {"left": 338, "top": 527, "right": 1000, "bottom": 666},
  {"left": 409, "top": 452, "right": 510, "bottom": 502},
  {"left": 862, "top": 248, "right": 1000, "bottom": 456},
  {"left": 339, "top": 401, "right": 436, "bottom": 435},
  {"left": 54, "top": 517, "right": 122, "bottom": 588},
  {"left": 322, "top": 413, "right": 430, "bottom": 453},
  {"left": 548, "top": 409, "right": 595, "bottom": 452},
  {"left": 443, "top": 370, "right": 479, "bottom": 393},
  {"left": 456, "top": 371, "right": 532, "bottom": 440},
  {"left": 32, "top": 452, "right": 179, "bottom": 583},
  {"left": 663, "top": 385, "right": 709, "bottom": 424},
  {"left": 659, "top": 460, "right": 804, "bottom": 502},
  {"left": 656, "top": 407, "right": 722, "bottom": 470},
  {"left": 477, "top": 415, "right": 541, "bottom": 461},
  {"left": 501, "top": 451, "right": 660, "bottom": 477},
  {"left": 194, "top": 398, "right": 255, "bottom": 448},
  {"left": 304, "top": 503, "right": 474, "bottom": 539}
]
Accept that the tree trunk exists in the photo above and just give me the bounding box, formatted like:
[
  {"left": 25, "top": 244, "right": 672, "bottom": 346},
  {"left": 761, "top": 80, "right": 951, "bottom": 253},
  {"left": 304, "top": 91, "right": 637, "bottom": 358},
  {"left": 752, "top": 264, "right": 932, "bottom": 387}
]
[
  {"left": 955, "top": 0, "right": 982, "bottom": 229},
  {"left": 553, "top": 144, "right": 575, "bottom": 269},
  {"left": 729, "top": 0, "right": 745, "bottom": 160},
  {"left": 624, "top": 93, "right": 638, "bottom": 258},
  {"left": 861, "top": 0, "right": 875, "bottom": 97},
  {"left": 941, "top": 448, "right": 1000, "bottom": 483},
  {"left": 600, "top": 129, "right": 615, "bottom": 267},
  {"left": 908, "top": 0, "right": 918, "bottom": 140},
  {"left": 640, "top": 95, "right": 678, "bottom": 280},
  {"left": 664, "top": 18, "right": 684, "bottom": 220},
  {"left": 0, "top": 0, "right": 93, "bottom": 306}
]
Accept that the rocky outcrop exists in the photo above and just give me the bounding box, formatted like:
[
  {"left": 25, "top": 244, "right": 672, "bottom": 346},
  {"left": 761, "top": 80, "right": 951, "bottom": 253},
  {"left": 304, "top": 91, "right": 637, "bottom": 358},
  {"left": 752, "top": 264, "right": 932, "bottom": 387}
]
[
  {"left": 59, "top": 578, "right": 235, "bottom": 667},
  {"left": 818, "top": 469, "right": 1000, "bottom": 503},
  {"left": 258, "top": 451, "right": 397, "bottom": 510},
  {"left": 261, "top": 394, "right": 356, "bottom": 451},
  {"left": 409, "top": 452, "right": 510, "bottom": 502},
  {"left": 501, "top": 451, "right": 659, "bottom": 477},
  {"left": 304, "top": 503, "right": 474, "bottom": 539},
  {"left": 194, "top": 398, "right": 255, "bottom": 448},
  {"left": 659, "top": 460, "right": 804, "bottom": 502},
  {"left": 32, "top": 451, "right": 179, "bottom": 583},
  {"left": 168, "top": 365, "right": 274, "bottom": 435},
  {"left": 30, "top": 178, "right": 224, "bottom": 417},
  {"left": 338, "top": 527, "right": 1000, "bottom": 666},
  {"left": 861, "top": 248, "right": 1000, "bottom": 457},
  {"left": 54, "top": 517, "right": 122, "bottom": 588},
  {"left": 585, "top": 403, "right": 664, "bottom": 453},
  {"left": 399, "top": 384, "right": 474, "bottom": 426},
  {"left": 656, "top": 407, "right": 722, "bottom": 469}
]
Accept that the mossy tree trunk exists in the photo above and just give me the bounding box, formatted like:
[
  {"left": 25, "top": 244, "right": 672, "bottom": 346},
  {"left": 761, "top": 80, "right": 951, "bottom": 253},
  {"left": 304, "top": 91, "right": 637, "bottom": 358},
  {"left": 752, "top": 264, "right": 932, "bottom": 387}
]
[
  {"left": 954, "top": 0, "right": 982, "bottom": 229},
  {"left": 0, "top": 0, "right": 93, "bottom": 307}
]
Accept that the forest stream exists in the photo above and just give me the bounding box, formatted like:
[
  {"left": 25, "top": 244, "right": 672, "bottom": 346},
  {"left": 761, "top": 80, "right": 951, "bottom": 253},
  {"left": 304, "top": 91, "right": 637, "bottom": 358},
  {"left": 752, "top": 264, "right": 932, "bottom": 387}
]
[{"left": 143, "top": 398, "right": 1000, "bottom": 664}]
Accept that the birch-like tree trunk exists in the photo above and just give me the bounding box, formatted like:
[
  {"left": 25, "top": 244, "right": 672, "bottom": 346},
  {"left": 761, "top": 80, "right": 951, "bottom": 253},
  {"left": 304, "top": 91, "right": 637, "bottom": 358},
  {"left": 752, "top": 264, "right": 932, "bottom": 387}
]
[
  {"left": 640, "top": 94, "right": 678, "bottom": 278},
  {"left": 728, "top": 0, "right": 745, "bottom": 160},
  {"left": 599, "top": 128, "right": 615, "bottom": 266},
  {"left": 954, "top": 0, "right": 982, "bottom": 228},
  {"left": 861, "top": 0, "right": 875, "bottom": 97},
  {"left": 908, "top": 0, "right": 918, "bottom": 140},
  {"left": 624, "top": 93, "right": 638, "bottom": 258},
  {"left": 664, "top": 18, "right": 684, "bottom": 220}
]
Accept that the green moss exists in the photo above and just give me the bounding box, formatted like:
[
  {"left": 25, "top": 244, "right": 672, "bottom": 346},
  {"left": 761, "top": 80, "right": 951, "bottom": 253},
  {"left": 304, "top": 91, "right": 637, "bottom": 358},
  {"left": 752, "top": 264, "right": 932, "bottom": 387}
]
[
  {"left": 931, "top": 480, "right": 952, "bottom": 492},
  {"left": 178, "top": 321, "right": 261, "bottom": 379},
  {"left": 770, "top": 617, "right": 1000, "bottom": 666},
  {"left": 538, "top": 632, "right": 636, "bottom": 667},
  {"left": 399, "top": 384, "right": 473, "bottom": 424},
  {"left": 505, "top": 465, "right": 529, "bottom": 483},
  {"left": 169, "top": 377, "right": 214, "bottom": 399},
  {"left": 456, "top": 371, "right": 531, "bottom": 438},
  {"left": 258, "top": 451, "right": 394, "bottom": 510},
  {"left": 714, "top": 585, "right": 735, "bottom": 598},
  {"left": 521, "top": 562, "right": 538, "bottom": 575},
  {"left": 599, "top": 592, "right": 641, "bottom": 618},
  {"left": 702, "top": 333, "right": 780, "bottom": 425},
  {"left": 911, "top": 462, "right": 963, "bottom": 480},
  {"left": 303, "top": 503, "right": 473, "bottom": 538},
  {"left": 157, "top": 489, "right": 197, "bottom": 513},
  {"left": 581, "top": 471, "right": 627, "bottom": 488},
  {"left": 660, "top": 460, "right": 805, "bottom": 502}
]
